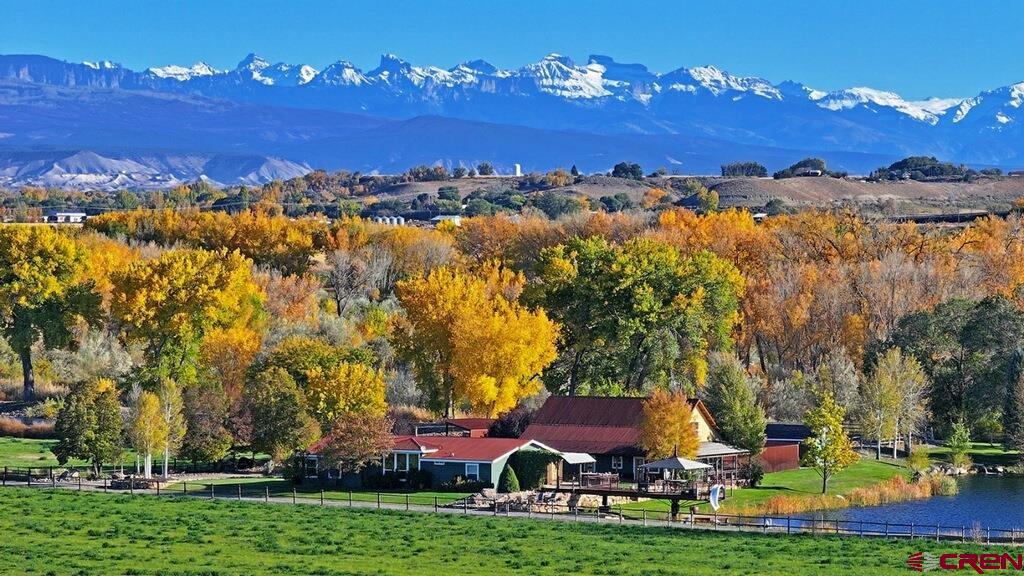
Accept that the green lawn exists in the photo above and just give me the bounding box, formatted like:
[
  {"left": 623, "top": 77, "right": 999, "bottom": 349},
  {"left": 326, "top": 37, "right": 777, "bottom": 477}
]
[
  {"left": 165, "top": 477, "right": 471, "bottom": 507},
  {"left": 0, "top": 487, "right": 984, "bottom": 575},
  {"left": 719, "top": 458, "right": 909, "bottom": 513},
  {"left": 0, "top": 437, "right": 140, "bottom": 470},
  {"left": 929, "top": 442, "right": 1021, "bottom": 466}
]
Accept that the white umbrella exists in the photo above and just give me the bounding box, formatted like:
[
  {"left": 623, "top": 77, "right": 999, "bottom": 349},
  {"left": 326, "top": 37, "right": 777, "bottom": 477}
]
[{"left": 640, "top": 456, "right": 712, "bottom": 471}]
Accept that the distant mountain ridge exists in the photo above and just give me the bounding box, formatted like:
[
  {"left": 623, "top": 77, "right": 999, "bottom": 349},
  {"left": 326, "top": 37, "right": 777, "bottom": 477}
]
[{"left": 0, "top": 52, "right": 1022, "bottom": 189}]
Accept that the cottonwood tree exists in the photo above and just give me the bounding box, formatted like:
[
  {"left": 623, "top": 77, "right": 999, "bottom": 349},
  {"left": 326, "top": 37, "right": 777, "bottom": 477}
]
[
  {"left": 243, "top": 367, "right": 320, "bottom": 465},
  {"left": 394, "top": 265, "right": 557, "bottom": 416},
  {"left": 304, "top": 362, "right": 388, "bottom": 424},
  {"left": 53, "top": 378, "right": 123, "bottom": 476},
  {"left": 323, "top": 248, "right": 391, "bottom": 315},
  {"left": 181, "top": 381, "right": 232, "bottom": 464},
  {"left": 802, "top": 392, "right": 859, "bottom": 494},
  {"left": 0, "top": 226, "right": 100, "bottom": 400},
  {"left": 157, "top": 379, "right": 186, "bottom": 478},
  {"left": 639, "top": 389, "right": 699, "bottom": 459}
]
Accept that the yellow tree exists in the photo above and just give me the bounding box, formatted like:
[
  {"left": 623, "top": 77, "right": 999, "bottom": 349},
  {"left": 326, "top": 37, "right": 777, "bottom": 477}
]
[
  {"left": 304, "top": 362, "right": 388, "bottom": 424},
  {"left": 0, "top": 226, "right": 99, "bottom": 400},
  {"left": 111, "top": 248, "right": 263, "bottom": 382},
  {"left": 129, "top": 391, "right": 168, "bottom": 479},
  {"left": 394, "top": 265, "right": 559, "bottom": 416},
  {"left": 639, "top": 389, "right": 699, "bottom": 459}
]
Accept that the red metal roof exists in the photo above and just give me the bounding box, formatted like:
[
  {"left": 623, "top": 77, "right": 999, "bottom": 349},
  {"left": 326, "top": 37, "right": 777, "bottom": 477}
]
[
  {"left": 392, "top": 435, "right": 532, "bottom": 462},
  {"left": 523, "top": 395, "right": 717, "bottom": 456}
]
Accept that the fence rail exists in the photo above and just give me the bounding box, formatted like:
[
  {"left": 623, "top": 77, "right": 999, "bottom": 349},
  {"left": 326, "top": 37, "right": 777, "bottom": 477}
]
[{"left": 0, "top": 475, "right": 1019, "bottom": 545}]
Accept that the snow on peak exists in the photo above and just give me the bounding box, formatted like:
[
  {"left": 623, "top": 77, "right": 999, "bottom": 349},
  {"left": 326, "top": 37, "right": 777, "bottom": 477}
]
[
  {"left": 814, "top": 87, "right": 940, "bottom": 123},
  {"left": 663, "top": 65, "right": 781, "bottom": 100},
  {"left": 148, "top": 62, "right": 219, "bottom": 81},
  {"left": 315, "top": 60, "right": 371, "bottom": 86},
  {"left": 237, "top": 53, "right": 270, "bottom": 72},
  {"left": 521, "top": 54, "right": 612, "bottom": 99},
  {"left": 908, "top": 97, "right": 964, "bottom": 115},
  {"left": 83, "top": 60, "right": 119, "bottom": 70}
]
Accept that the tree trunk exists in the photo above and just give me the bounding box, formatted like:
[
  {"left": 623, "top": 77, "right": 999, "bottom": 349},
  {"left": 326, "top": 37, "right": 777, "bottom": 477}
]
[
  {"left": 876, "top": 436, "right": 881, "bottom": 460},
  {"left": 163, "top": 446, "right": 169, "bottom": 478},
  {"left": 893, "top": 421, "right": 899, "bottom": 459},
  {"left": 143, "top": 453, "right": 152, "bottom": 479},
  {"left": 18, "top": 345, "right": 35, "bottom": 402},
  {"left": 821, "top": 471, "right": 828, "bottom": 494}
]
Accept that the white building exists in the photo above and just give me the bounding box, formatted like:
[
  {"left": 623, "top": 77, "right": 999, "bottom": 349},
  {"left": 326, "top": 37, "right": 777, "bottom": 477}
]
[
  {"left": 44, "top": 211, "right": 87, "bottom": 224},
  {"left": 513, "top": 163, "right": 522, "bottom": 177}
]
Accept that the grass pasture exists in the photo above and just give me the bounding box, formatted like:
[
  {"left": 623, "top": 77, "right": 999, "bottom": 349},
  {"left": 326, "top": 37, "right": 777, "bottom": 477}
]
[{"left": 0, "top": 487, "right": 984, "bottom": 575}]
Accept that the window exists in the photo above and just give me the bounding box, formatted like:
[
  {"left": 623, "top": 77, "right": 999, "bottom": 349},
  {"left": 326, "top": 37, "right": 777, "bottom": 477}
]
[
  {"left": 465, "top": 463, "right": 480, "bottom": 481},
  {"left": 583, "top": 462, "right": 596, "bottom": 473},
  {"left": 397, "top": 453, "right": 409, "bottom": 472},
  {"left": 409, "top": 454, "right": 419, "bottom": 470},
  {"left": 383, "top": 453, "right": 394, "bottom": 472},
  {"left": 611, "top": 456, "right": 623, "bottom": 470}
]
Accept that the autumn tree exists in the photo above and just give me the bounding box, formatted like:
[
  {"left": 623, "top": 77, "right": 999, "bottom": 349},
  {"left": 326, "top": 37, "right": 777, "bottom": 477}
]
[
  {"left": 858, "top": 350, "right": 901, "bottom": 460},
  {"left": 129, "top": 391, "right": 168, "bottom": 479},
  {"left": 52, "top": 378, "right": 123, "bottom": 476},
  {"left": 0, "top": 226, "right": 100, "bottom": 400},
  {"left": 802, "top": 392, "right": 859, "bottom": 494},
  {"left": 157, "top": 379, "right": 186, "bottom": 477},
  {"left": 394, "top": 265, "right": 558, "bottom": 416},
  {"left": 317, "top": 412, "right": 393, "bottom": 474},
  {"left": 639, "top": 389, "right": 699, "bottom": 459},
  {"left": 112, "top": 248, "right": 264, "bottom": 397},
  {"left": 304, "top": 362, "right": 388, "bottom": 424}
]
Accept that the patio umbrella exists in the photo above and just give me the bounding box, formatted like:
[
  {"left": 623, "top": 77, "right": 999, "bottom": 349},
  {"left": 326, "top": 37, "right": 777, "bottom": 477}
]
[{"left": 639, "top": 456, "right": 712, "bottom": 471}]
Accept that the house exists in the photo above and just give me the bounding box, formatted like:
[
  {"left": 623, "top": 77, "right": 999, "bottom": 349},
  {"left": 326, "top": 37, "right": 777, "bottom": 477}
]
[
  {"left": 43, "top": 211, "right": 87, "bottom": 223},
  {"left": 522, "top": 395, "right": 747, "bottom": 482},
  {"left": 414, "top": 417, "right": 495, "bottom": 438},
  {"left": 761, "top": 422, "right": 811, "bottom": 472},
  {"left": 305, "top": 434, "right": 580, "bottom": 490},
  {"left": 430, "top": 214, "right": 461, "bottom": 227}
]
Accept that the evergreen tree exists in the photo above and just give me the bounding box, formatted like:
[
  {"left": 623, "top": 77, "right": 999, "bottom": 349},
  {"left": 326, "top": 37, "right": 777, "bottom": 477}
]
[
  {"left": 1005, "top": 347, "right": 1024, "bottom": 461},
  {"left": 498, "top": 464, "right": 520, "bottom": 493},
  {"left": 704, "top": 354, "right": 766, "bottom": 455}
]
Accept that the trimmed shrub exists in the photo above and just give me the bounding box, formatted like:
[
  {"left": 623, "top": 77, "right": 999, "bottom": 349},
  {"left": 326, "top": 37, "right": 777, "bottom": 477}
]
[{"left": 498, "top": 465, "right": 520, "bottom": 493}]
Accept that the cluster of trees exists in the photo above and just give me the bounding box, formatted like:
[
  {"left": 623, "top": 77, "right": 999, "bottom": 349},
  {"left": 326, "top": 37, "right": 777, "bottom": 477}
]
[
  {"left": 721, "top": 162, "right": 768, "bottom": 178},
  {"left": 867, "top": 156, "right": 994, "bottom": 182},
  {"left": 772, "top": 158, "right": 847, "bottom": 179},
  {"left": 9, "top": 200, "right": 1024, "bottom": 483}
]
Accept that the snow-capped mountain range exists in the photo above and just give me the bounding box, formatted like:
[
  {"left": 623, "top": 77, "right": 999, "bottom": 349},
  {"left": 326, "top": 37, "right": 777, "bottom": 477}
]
[{"left": 0, "top": 51, "right": 1023, "bottom": 187}]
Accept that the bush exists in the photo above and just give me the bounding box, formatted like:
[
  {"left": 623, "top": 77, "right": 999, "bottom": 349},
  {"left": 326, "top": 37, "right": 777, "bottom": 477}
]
[
  {"left": 907, "top": 447, "right": 930, "bottom": 474},
  {"left": 509, "top": 450, "right": 560, "bottom": 490},
  {"left": 437, "top": 476, "right": 490, "bottom": 493},
  {"left": 740, "top": 462, "right": 765, "bottom": 487},
  {"left": 497, "top": 465, "right": 520, "bottom": 493}
]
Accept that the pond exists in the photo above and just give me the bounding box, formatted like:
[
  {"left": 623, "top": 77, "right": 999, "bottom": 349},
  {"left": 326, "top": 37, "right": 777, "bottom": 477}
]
[{"left": 796, "top": 476, "right": 1024, "bottom": 531}]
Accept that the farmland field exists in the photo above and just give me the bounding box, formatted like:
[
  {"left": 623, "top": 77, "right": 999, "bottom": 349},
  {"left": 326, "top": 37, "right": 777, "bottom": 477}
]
[{"left": 0, "top": 487, "right": 983, "bottom": 575}]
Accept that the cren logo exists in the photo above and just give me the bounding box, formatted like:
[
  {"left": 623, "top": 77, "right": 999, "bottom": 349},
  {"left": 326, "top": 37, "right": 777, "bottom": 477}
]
[{"left": 907, "top": 552, "right": 939, "bottom": 572}]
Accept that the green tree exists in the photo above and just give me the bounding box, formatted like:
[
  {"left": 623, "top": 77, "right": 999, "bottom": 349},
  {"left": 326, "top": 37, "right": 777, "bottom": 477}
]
[
  {"left": 476, "top": 162, "right": 495, "bottom": 176},
  {"left": 802, "top": 392, "right": 859, "bottom": 494},
  {"left": 947, "top": 419, "right": 972, "bottom": 469},
  {"left": 0, "top": 226, "right": 100, "bottom": 400},
  {"left": 1005, "top": 348, "right": 1024, "bottom": 461},
  {"left": 498, "top": 464, "right": 520, "bottom": 493},
  {"left": 244, "top": 367, "right": 320, "bottom": 464},
  {"left": 532, "top": 237, "right": 744, "bottom": 394},
  {"left": 704, "top": 354, "right": 767, "bottom": 455},
  {"left": 858, "top": 348, "right": 903, "bottom": 459},
  {"left": 317, "top": 412, "right": 393, "bottom": 475},
  {"left": 181, "top": 381, "right": 232, "bottom": 464},
  {"left": 611, "top": 161, "right": 644, "bottom": 180},
  {"left": 128, "top": 391, "right": 168, "bottom": 479},
  {"left": 52, "top": 378, "right": 123, "bottom": 476}
]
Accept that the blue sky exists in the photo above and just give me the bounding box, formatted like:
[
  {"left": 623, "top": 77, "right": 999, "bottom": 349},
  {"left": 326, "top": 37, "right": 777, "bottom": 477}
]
[{"left": 2, "top": 0, "right": 1022, "bottom": 99}]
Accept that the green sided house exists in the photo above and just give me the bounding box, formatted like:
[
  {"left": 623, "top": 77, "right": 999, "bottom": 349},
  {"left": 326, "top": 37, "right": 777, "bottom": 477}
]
[{"left": 385, "top": 435, "right": 563, "bottom": 489}]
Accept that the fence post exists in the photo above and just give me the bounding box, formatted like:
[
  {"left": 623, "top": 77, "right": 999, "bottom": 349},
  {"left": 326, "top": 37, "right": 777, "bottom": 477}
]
[
  {"left": 642, "top": 509, "right": 647, "bottom": 527},
  {"left": 264, "top": 486, "right": 269, "bottom": 503},
  {"left": 962, "top": 526, "right": 966, "bottom": 543},
  {"left": 464, "top": 498, "right": 468, "bottom": 515},
  {"left": 936, "top": 523, "right": 940, "bottom": 542},
  {"left": 52, "top": 473, "right": 56, "bottom": 489},
  {"left": 348, "top": 491, "right": 352, "bottom": 507},
  {"left": 209, "top": 483, "right": 214, "bottom": 500},
  {"left": 493, "top": 499, "right": 497, "bottom": 516},
  {"left": 911, "top": 523, "right": 915, "bottom": 539},
  {"left": 787, "top": 516, "right": 791, "bottom": 535},
  {"left": 292, "top": 487, "right": 296, "bottom": 504},
  {"left": 574, "top": 506, "right": 578, "bottom": 522},
  {"left": 885, "top": 521, "right": 889, "bottom": 538},
  {"left": 714, "top": 512, "right": 718, "bottom": 530},
  {"left": 321, "top": 489, "right": 324, "bottom": 507},
  {"left": 406, "top": 494, "right": 410, "bottom": 511},
  {"left": 78, "top": 476, "right": 82, "bottom": 492},
  {"left": 434, "top": 496, "right": 438, "bottom": 513},
  {"left": 377, "top": 493, "right": 381, "bottom": 509},
  {"left": 27, "top": 472, "right": 31, "bottom": 487},
  {"left": 811, "top": 518, "right": 815, "bottom": 536},
  {"left": 2, "top": 466, "right": 5, "bottom": 486},
  {"left": 988, "top": 527, "right": 991, "bottom": 544},
  {"left": 859, "top": 521, "right": 864, "bottom": 537},
  {"left": 238, "top": 484, "right": 242, "bottom": 500},
  {"left": 103, "top": 478, "right": 106, "bottom": 493},
  {"left": 156, "top": 481, "right": 160, "bottom": 496}
]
